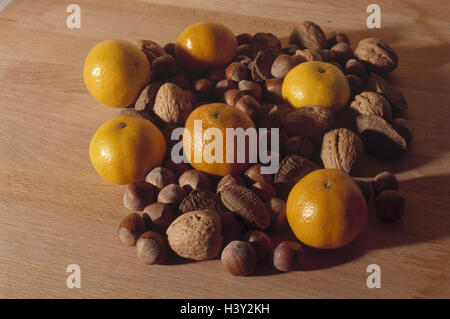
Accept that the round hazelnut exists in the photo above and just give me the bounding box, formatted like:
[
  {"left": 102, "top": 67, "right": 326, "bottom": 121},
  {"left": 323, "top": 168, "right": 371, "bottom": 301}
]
[
  {"left": 225, "top": 62, "right": 248, "bottom": 82},
  {"left": 163, "top": 42, "right": 175, "bottom": 56},
  {"left": 236, "top": 44, "right": 251, "bottom": 57},
  {"left": 221, "top": 241, "right": 257, "bottom": 276},
  {"left": 271, "top": 241, "right": 304, "bottom": 272},
  {"left": 143, "top": 203, "right": 174, "bottom": 232},
  {"left": 136, "top": 231, "right": 168, "bottom": 265},
  {"left": 376, "top": 190, "right": 405, "bottom": 223},
  {"left": 193, "top": 78, "right": 214, "bottom": 101},
  {"left": 152, "top": 54, "right": 177, "bottom": 79},
  {"left": 221, "top": 212, "right": 247, "bottom": 245},
  {"left": 223, "top": 89, "right": 242, "bottom": 106},
  {"left": 163, "top": 159, "right": 191, "bottom": 178},
  {"left": 271, "top": 54, "right": 304, "bottom": 79},
  {"left": 170, "top": 74, "right": 190, "bottom": 90},
  {"left": 178, "top": 169, "right": 211, "bottom": 193},
  {"left": 250, "top": 181, "right": 276, "bottom": 200},
  {"left": 372, "top": 171, "right": 399, "bottom": 196},
  {"left": 392, "top": 118, "right": 414, "bottom": 144},
  {"left": 145, "top": 167, "right": 176, "bottom": 190},
  {"left": 243, "top": 230, "right": 273, "bottom": 261},
  {"left": 238, "top": 80, "right": 263, "bottom": 101},
  {"left": 123, "top": 181, "right": 155, "bottom": 211},
  {"left": 265, "top": 197, "right": 287, "bottom": 232},
  {"left": 157, "top": 183, "right": 186, "bottom": 209},
  {"left": 118, "top": 213, "right": 148, "bottom": 246},
  {"left": 264, "top": 79, "right": 283, "bottom": 103},
  {"left": 331, "top": 42, "right": 353, "bottom": 64},
  {"left": 284, "top": 136, "right": 315, "bottom": 159},
  {"left": 234, "top": 95, "right": 261, "bottom": 120},
  {"left": 344, "top": 58, "right": 367, "bottom": 79},
  {"left": 208, "top": 68, "right": 226, "bottom": 83},
  {"left": 183, "top": 90, "right": 198, "bottom": 107},
  {"left": 236, "top": 33, "right": 252, "bottom": 45},
  {"left": 216, "top": 174, "right": 245, "bottom": 194},
  {"left": 215, "top": 80, "right": 237, "bottom": 101},
  {"left": 244, "top": 163, "right": 273, "bottom": 185},
  {"left": 282, "top": 44, "right": 300, "bottom": 55}
]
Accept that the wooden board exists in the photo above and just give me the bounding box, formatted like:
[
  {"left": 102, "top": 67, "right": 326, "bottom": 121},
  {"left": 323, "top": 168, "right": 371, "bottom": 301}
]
[{"left": 0, "top": 0, "right": 449, "bottom": 298}]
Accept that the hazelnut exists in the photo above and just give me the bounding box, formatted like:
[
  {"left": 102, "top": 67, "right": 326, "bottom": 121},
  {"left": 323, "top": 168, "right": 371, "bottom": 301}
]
[
  {"left": 243, "top": 230, "right": 273, "bottom": 261},
  {"left": 265, "top": 197, "right": 287, "bottom": 232},
  {"left": 331, "top": 42, "right": 353, "bottom": 64},
  {"left": 225, "top": 62, "right": 248, "bottom": 82},
  {"left": 236, "top": 44, "right": 251, "bottom": 57},
  {"left": 216, "top": 174, "right": 245, "bottom": 194},
  {"left": 284, "top": 136, "right": 315, "bottom": 159},
  {"left": 250, "top": 181, "right": 276, "bottom": 200},
  {"left": 143, "top": 203, "right": 174, "bottom": 232},
  {"left": 170, "top": 74, "right": 190, "bottom": 90},
  {"left": 123, "top": 181, "right": 155, "bottom": 211},
  {"left": 372, "top": 171, "right": 399, "bottom": 196},
  {"left": 183, "top": 90, "right": 198, "bottom": 108},
  {"left": 353, "top": 178, "right": 372, "bottom": 203},
  {"left": 163, "top": 159, "right": 191, "bottom": 178},
  {"left": 282, "top": 44, "right": 300, "bottom": 55},
  {"left": 376, "top": 190, "right": 405, "bottom": 223},
  {"left": 193, "top": 78, "right": 214, "bottom": 101},
  {"left": 208, "top": 68, "right": 226, "bottom": 83},
  {"left": 271, "top": 54, "right": 304, "bottom": 79},
  {"left": 136, "top": 231, "right": 168, "bottom": 265},
  {"left": 238, "top": 80, "right": 263, "bottom": 101},
  {"left": 233, "top": 55, "right": 252, "bottom": 65},
  {"left": 221, "top": 241, "right": 258, "bottom": 276},
  {"left": 236, "top": 33, "right": 252, "bottom": 45},
  {"left": 221, "top": 212, "right": 247, "bottom": 245},
  {"left": 152, "top": 54, "right": 178, "bottom": 79},
  {"left": 271, "top": 241, "right": 304, "bottom": 272},
  {"left": 163, "top": 42, "right": 176, "bottom": 56},
  {"left": 118, "top": 213, "right": 148, "bottom": 246},
  {"left": 223, "top": 89, "right": 243, "bottom": 106},
  {"left": 264, "top": 79, "right": 283, "bottom": 103},
  {"left": 145, "top": 167, "right": 176, "bottom": 190},
  {"left": 215, "top": 80, "right": 237, "bottom": 101},
  {"left": 234, "top": 95, "right": 261, "bottom": 120},
  {"left": 178, "top": 169, "right": 211, "bottom": 193},
  {"left": 245, "top": 163, "right": 273, "bottom": 185},
  {"left": 157, "top": 183, "right": 186, "bottom": 209}
]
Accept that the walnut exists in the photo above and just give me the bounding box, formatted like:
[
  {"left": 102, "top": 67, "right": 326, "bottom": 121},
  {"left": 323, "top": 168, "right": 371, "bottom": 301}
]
[
  {"left": 250, "top": 32, "right": 282, "bottom": 58},
  {"left": 354, "top": 38, "right": 398, "bottom": 74},
  {"left": 350, "top": 91, "right": 392, "bottom": 122},
  {"left": 134, "top": 39, "right": 166, "bottom": 64},
  {"left": 153, "top": 83, "right": 192, "bottom": 124},
  {"left": 289, "top": 21, "right": 328, "bottom": 51},
  {"left": 366, "top": 73, "right": 408, "bottom": 114}
]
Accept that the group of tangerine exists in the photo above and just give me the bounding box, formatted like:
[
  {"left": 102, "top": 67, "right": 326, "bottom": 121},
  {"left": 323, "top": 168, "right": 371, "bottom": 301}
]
[{"left": 84, "top": 22, "right": 366, "bottom": 250}]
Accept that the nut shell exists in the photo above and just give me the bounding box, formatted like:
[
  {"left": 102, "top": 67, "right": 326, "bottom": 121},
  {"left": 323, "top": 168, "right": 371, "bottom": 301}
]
[
  {"left": 179, "top": 189, "right": 227, "bottom": 214},
  {"left": 166, "top": 209, "right": 223, "bottom": 261},
  {"left": 354, "top": 37, "right": 398, "bottom": 74},
  {"left": 289, "top": 21, "right": 328, "bottom": 51},
  {"left": 153, "top": 83, "right": 192, "bottom": 124},
  {"left": 350, "top": 91, "right": 392, "bottom": 122},
  {"left": 367, "top": 73, "right": 408, "bottom": 114}
]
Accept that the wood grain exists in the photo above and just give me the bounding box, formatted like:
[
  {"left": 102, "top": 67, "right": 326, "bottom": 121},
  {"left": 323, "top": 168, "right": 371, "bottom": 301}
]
[{"left": 0, "top": 0, "right": 449, "bottom": 298}]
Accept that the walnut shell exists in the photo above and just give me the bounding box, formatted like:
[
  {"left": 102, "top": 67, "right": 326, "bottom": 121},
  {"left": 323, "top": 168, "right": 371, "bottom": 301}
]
[
  {"left": 153, "top": 83, "right": 192, "bottom": 124},
  {"left": 282, "top": 105, "right": 335, "bottom": 143},
  {"left": 294, "top": 49, "right": 323, "bottom": 62},
  {"left": 249, "top": 49, "right": 280, "bottom": 82},
  {"left": 350, "top": 91, "right": 392, "bottom": 122},
  {"left": 250, "top": 33, "right": 282, "bottom": 58},
  {"left": 179, "top": 189, "right": 227, "bottom": 214},
  {"left": 135, "top": 39, "right": 166, "bottom": 64},
  {"left": 166, "top": 209, "right": 223, "bottom": 261},
  {"left": 220, "top": 184, "right": 271, "bottom": 230},
  {"left": 274, "top": 154, "right": 319, "bottom": 199},
  {"left": 354, "top": 37, "right": 398, "bottom": 74},
  {"left": 320, "top": 128, "right": 364, "bottom": 174},
  {"left": 135, "top": 81, "right": 162, "bottom": 113},
  {"left": 367, "top": 73, "right": 408, "bottom": 114},
  {"left": 289, "top": 21, "right": 328, "bottom": 51}
]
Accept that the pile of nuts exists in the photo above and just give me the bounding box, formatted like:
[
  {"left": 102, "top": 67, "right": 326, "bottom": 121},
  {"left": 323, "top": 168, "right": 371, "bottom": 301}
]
[{"left": 116, "top": 21, "right": 410, "bottom": 275}]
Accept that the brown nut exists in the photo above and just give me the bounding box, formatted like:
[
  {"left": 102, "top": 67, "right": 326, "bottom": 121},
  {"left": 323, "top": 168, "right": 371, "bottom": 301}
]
[
  {"left": 163, "top": 158, "right": 191, "bottom": 178},
  {"left": 215, "top": 80, "right": 237, "bottom": 101},
  {"left": 179, "top": 189, "right": 227, "bottom": 214},
  {"left": 135, "top": 81, "right": 162, "bottom": 112},
  {"left": 372, "top": 171, "right": 399, "bottom": 196},
  {"left": 346, "top": 74, "right": 364, "bottom": 97},
  {"left": 217, "top": 174, "right": 246, "bottom": 194},
  {"left": 143, "top": 203, "right": 174, "bottom": 232},
  {"left": 243, "top": 230, "right": 273, "bottom": 261},
  {"left": 289, "top": 21, "right": 328, "bottom": 51},
  {"left": 245, "top": 163, "right": 273, "bottom": 185},
  {"left": 353, "top": 178, "right": 372, "bottom": 203},
  {"left": 166, "top": 209, "right": 223, "bottom": 260},
  {"left": 157, "top": 183, "right": 186, "bottom": 209},
  {"left": 265, "top": 197, "right": 287, "bottom": 232},
  {"left": 264, "top": 79, "right": 283, "bottom": 103},
  {"left": 350, "top": 91, "right": 392, "bottom": 122},
  {"left": 170, "top": 73, "right": 190, "bottom": 90},
  {"left": 284, "top": 136, "right": 315, "bottom": 159},
  {"left": 226, "top": 62, "right": 248, "bottom": 82},
  {"left": 236, "top": 33, "right": 252, "bottom": 45},
  {"left": 318, "top": 49, "right": 336, "bottom": 62},
  {"left": 135, "top": 39, "right": 166, "bottom": 64},
  {"left": 163, "top": 42, "right": 175, "bottom": 56},
  {"left": 208, "top": 68, "right": 226, "bottom": 83},
  {"left": 178, "top": 169, "right": 211, "bottom": 193},
  {"left": 136, "top": 231, "right": 168, "bottom": 265},
  {"left": 221, "top": 212, "right": 247, "bottom": 245},
  {"left": 118, "top": 213, "right": 148, "bottom": 246},
  {"left": 282, "top": 44, "right": 300, "bottom": 55},
  {"left": 221, "top": 240, "right": 257, "bottom": 276},
  {"left": 344, "top": 58, "right": 367, "bottom": 79},
  {"left": 193, "top": 78, "right": 214, "bottom": 101},
  {"left": 249, "top": 49, "right": 280, "bottom": 81},
  {"left": 330, "top": 42, "right": 353, "bottom": 64},
  {"left": 145, "top": 167, "right": 176, "bottom": 190},
  {"left": 295, "top": 49, "right": 323, "bottom": 62},
  {"left": 223, "top": 89, "right": 242, "bottom": 106},
  {"left": 153, "top": 82, "right": 192, "bottom": 124},
  {"left": 367, "top": 73, "right": 407, "bottom": 114},
  {"left": 391, "top": 118, "right": 414, "bottom": 144},
  {"left": 152, "top": 54, "right": 178, "bottom": 79},
  {"left": 233, "top": 55, "right": 252, "bottom": 65},
  {"left": 271, "top": 241, "right": 304, "bottom": 272},
  {"left": 271, "top": 54, "right": 305, "bottom": 79},
  {"left": 236, "top": 44, "right": 251, "bottom": 56},
  {"left": 250, "top": 181, "right": 276, "bottom": 200},
  {"left": 183, "top": 90, "right": 198, "bottom": 107},
  {"left": 354, "top": 37, "right": 398, "bottom": 74},
  {"left": 123, "top": 181, "right": 155, "bottom": 211},
  {"left": 376, "top": 190, "right": 405, "bottom": 223},
  {"left": 234, "top": 95, "right": 261, "bottom": 120},
  {"left": 238, "top": 80, "right": 263, "bottom": 101},
  {"left": 250, "top": 32, "right": 282, "bottom": 58}
]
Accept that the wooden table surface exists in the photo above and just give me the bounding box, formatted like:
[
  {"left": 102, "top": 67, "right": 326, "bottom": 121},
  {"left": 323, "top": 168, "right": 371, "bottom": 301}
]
[{"left": 1, "top": 0, "right": 449, "bottom": 299}]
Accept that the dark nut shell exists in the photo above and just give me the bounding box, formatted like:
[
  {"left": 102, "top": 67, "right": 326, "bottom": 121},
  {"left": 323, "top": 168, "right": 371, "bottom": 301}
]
[
  {"left": 284, "top": 136, "right": 315, "bottom": 159},
  {"left": 249, "top": 49, "right": 280, "bottom": 82},
  {"left": 193, "top": 78, "right": 214, "bottom": 101},
  {"left": 295, "top": 49, "right": 323, "bottom": 62},
  {"left": 215, "top": 80, "right": 237, "bottom": 101},
  {"left": 143, "top": 202, "right": 174, "bottom": 232},
  {"left": 226, "top": 62, "right": 248, "bottom": 82},
  {"left": 265, "top": 197, "right": 288, "bottom": 232},
  {"left": 353, "top": 178, "right": 372, "bottom": 203},
  {"left": 236, "top": 33, "right": 252, "bottom": 45},
  {"left": 135, "top": 39, "right": 166, "bottom": 64},
  {"left": 244, "top": 163, "right": 273, "bottom": 185},
  {"left": 250, "top": 181, "right": 276, "bottom": 200},
  {"left": 346, "top": 74, "right": 364, "bottom": 97},
  {"left": 271, "top": 241, "right": 304, "bottom": 272},
  {"left": 264, "top": 79, "right": 283, "bottom": 104},
  {"left": 289, "top": 21, "right": 328, "bottom": 51},
  {"left": 178, "top": 169, "right": 211, "bottom": 193},
  {"left": 250, "top": 32, "right": 281, "bottom": 58},
  {"left": 152, "top": 54, "right": 178, "bottom": 79},
  {"left": 330, "top": 42, "right": 353, "bottom": 64},
  {"left": 367, "top": 73, "right": 408, "bottom": 114},
  {"left": 391, "top": 118, "right": 414, "bottom": 144},
  {"left": 350, "top": 91, "right": 392, "bottom": 122},
  {"left": 217, "top": 174, "right": 246, "bottom": 194},
  {"left": 344, "top": 58, "right": 367, "bottom": 79},
  {"left": 271, "top": 54, "right": 305, "bottom": 79},
  {"left": 179, "top": 189, "right": 227, "bottom": 214},
  {"left": 238, "top": 80, "right": 263, "bottom": 101}
]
